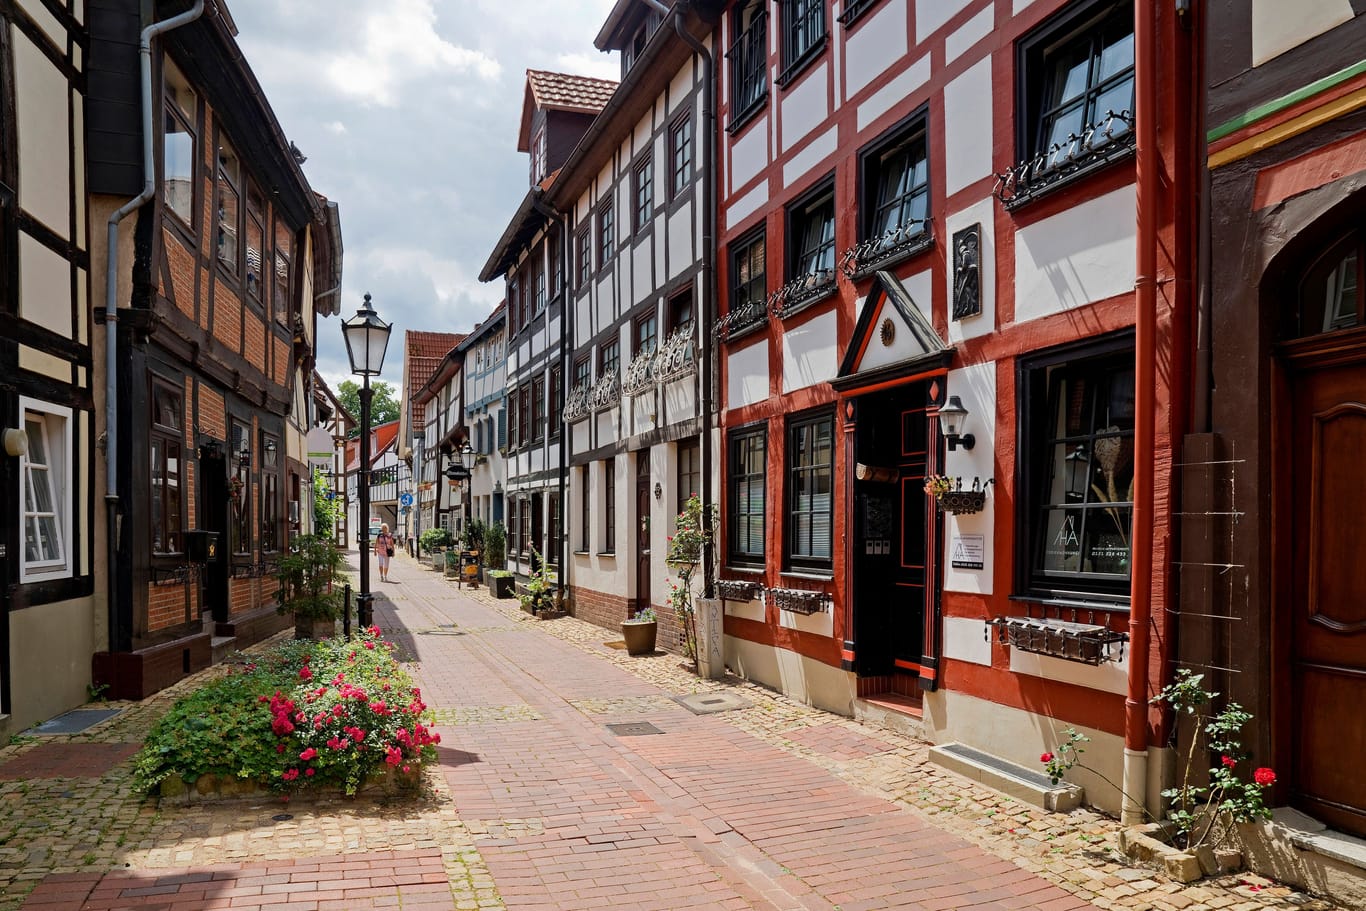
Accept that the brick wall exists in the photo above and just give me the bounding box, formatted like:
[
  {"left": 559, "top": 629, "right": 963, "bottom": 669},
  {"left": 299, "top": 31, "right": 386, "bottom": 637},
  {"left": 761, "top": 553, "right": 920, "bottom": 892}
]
[
  {"left": 147, "top": 581, "right": 197, "bottom": 633},
  {"left": 244, "top": 309, "right": 266, "bottom": 374},
  {"left": 212, "top": 278, "right": 240, "bottom": 348},
  {"left": 571, "top": 586, "right": 682, "bottom": 655},
  {"left": 273, "top": 337, "right": 289, "bottom": 386},
  {"left": 199, "top": 386, "right": 225, "bottom": 438},
  {"left": 165, "top": 230, "right": 197, "bottom": 321}
]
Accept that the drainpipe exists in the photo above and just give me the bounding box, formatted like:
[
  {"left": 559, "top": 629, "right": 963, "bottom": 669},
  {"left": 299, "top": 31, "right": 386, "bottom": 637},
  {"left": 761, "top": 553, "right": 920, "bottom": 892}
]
[
  {"left": 670, "top": 2, "right": 717, "bottom": 598},
  {"left": 1125, "top": 0, "right": 1157, "bottom": 827},
  {"left": 104, "top": 0, "right": 207, "bottom": 653}
]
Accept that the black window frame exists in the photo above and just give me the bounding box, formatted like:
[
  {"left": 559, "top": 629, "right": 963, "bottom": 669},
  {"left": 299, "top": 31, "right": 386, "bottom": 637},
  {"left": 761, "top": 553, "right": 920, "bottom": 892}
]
[
  {"left": 669, "top": 112, "right": 693, "bottom": 201},
  {"left": 549, "top": 365, "right": 563, "bottom": 440},
  {"left": 150, "top": 379, "right": 184, "bottom": 556},
  {"left": 260, "top": 430, "right": 281, "bottom": 553},
  {"left": 836, "top": 0, "right": 883, "bottom": 29},
  {"left": 578, "top": 464, "right": 591, "bottom": 552},
  {"left": 726, "top": 0, "right": 768, "bottom": 133},
  {"left": 531, "top": 374, "right": 546, "bottom": 444},
  {"left": 856, "top": 109, "right": 932, "bottom": 273},
  {"left": 518, "top": 384, "right": 531, "bottom": 450},
  {"left": 785, "top": 178, "right": 837, "bottom": 309},
  {"left": 599, "top": 337, "right": 620, "bottom": 379},
  {"left": 603, "top": 458, "right": 616, "bottom": 554},
  {"left": 634, "top": 309, "right": 658, "bottom": 356},
  {"left": 1016, "top": 331, "right": 1136, "bottom": 606},
  {"left": 669, "top": 286, "right": 694, "bottom": 334},
  {"left": 778, "top": 0, "right": 828, "bottom": 87},
  {"left": 599, "top": 201, "right": 615, "bottom": 266},
  {"left": 677, "top": 437, "right": 701, "bottom": 516},
  {"left": 573, "top": 356, "right": 591, "bottom": 392},
  {"left": 230, "top": 419, "right": 252, "bottom": 556},
  {"left": 634, "top": 154, "right": 654, "bottom": 231},
  {"left": 727, "top": 425, "right": 767, "bottom": 566},
  {"left": 576, "top": 226, "right": 592, "bottom": 288},
  {"left": 785, "top": 409, "right": 835, "bottom": 571},
  {"left": 215, "top": 132, "right": 242, "bottom": 280},
  {"left": 726, "top": 226, "right": 768, "bottom": 337},
  {"left": 161, "top": 65, "right": 198, "bottom": 235}
]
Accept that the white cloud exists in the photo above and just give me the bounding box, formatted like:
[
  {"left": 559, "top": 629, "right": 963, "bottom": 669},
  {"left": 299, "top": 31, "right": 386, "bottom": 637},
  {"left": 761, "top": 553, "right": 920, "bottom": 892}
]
[{"left": 324, "top": 120, "right": 347, "bottom": 135}]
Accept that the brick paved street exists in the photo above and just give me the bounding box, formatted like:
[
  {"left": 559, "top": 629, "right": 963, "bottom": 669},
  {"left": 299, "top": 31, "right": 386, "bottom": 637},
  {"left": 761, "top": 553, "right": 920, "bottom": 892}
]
[{"left": 0, "top": 551, "right": 1344, "bottom": 911}]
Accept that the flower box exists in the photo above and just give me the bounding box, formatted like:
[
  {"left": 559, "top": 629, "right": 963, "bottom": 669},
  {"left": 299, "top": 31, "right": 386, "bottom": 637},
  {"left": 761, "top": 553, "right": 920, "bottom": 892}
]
[
  {"left": 716, "top": 579, "right": 763, "bottom": 602},
  {"left": 989, "top": 615, "right": 1127, "bottom": 666},
  {"left": 770, "top": 588, "right": 829, "bottom": 615},
  {"left": 937, "top": 490, "right": 987, "bottom": 515}
]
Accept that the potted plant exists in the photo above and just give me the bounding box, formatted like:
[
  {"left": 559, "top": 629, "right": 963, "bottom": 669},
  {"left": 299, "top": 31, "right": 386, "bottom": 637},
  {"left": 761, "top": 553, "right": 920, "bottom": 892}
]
[
  {"left": 483, "top": 522, "right": 506, "bottom": 583},
  {"left": 487, "top": 569, "right": 514, "bottom": 598},
  {"left": 517, "top": 550, "right": 558, "bottom": 615},
  {"left": 665, "top": 494, "right": 717, "bottom": 671},
  {"left": 924, "top": 475, "right": 993, "bottom": 515},
  {"left": 274, "top": 533, "right": 345, "bottom": 640},
  {"left": 621, "top": 606, "right": 658, "bottom": 656}
]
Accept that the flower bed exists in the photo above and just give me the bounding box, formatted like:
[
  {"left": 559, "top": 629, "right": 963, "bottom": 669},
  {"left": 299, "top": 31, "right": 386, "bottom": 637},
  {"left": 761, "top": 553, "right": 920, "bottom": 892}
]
[{"left": 132, "top": 627, "right": 439, "bottom": 799}]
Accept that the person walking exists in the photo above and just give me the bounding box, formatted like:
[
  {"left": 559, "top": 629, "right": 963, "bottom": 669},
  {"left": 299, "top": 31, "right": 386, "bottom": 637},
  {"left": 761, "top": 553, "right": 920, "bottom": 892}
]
[{"left": 374, "top": 523, "right": 396, "bottom": 583}]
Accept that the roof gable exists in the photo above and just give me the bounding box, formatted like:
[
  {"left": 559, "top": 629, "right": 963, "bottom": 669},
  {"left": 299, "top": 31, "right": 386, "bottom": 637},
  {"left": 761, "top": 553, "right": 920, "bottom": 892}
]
[
  {"left": 833, "top": 271, "right": 952, "bottom": 391},
  {"left": 517, "top": 69, "right": 617, "bottom": 152}
]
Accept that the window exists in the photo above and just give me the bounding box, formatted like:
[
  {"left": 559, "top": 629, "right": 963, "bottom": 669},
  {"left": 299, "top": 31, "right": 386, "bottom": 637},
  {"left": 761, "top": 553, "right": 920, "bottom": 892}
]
[
  {"left": 634, "top": 310, "right": 658, "bottom": 356},
  {"left": 728, "top": 427, "right": 766, "bottom": 565},
  {"left": 837, "top": 0, "right": 881, "bottom": 28},
  {"left": 670, "top": 113, "right": 693, "bottom": 200},
  {"left": 497, "top": 407, "right": 507, "bottom": 450},
  {"left": 530, "top": 128, "right": 547, "bottom": 185},
  {"left": 727, "top": 228, "right": 767, "bottom": 333},
  {"left": 780, "top": 0, "right": 826, "bottom": 81},
  {"left": 507, "top": 277, "right": 520, "bottom": 335},
  {"left": 603, "top": 458, "right": 616, "bottom": 553},
  {"left": 600, "top": 338, "right": 620, "bottom": 378},
  {"left": 507, "top": 393, "right": 519, "bottom": 449},
  {"left": 532, "top": 375, "right": 545, "bottom": 443},
  {"left": 788, "top": 182, "right": 836, "bottom": 289},
  {"left": 518, "top": 384, "right": 531, "bottom": 449},
  {"left": 1019, "top": 1, "right": 1134, "bottom": 189},
  {"left": 20, "top": 399, "right": 71, "bottom": 579},
  {"left": 599, "top": 203, "right": 615, "bottom": 264},
  {"left": 216, "top": 138, "right": 240, "bottom": 275},
  {"left": 577, "top": 227, "right": 592, "bottom": 287},
  {"left": 534, "top": 256, "right": 546, "bottom": 315},
  {"left": 677, "top": 438, "right": 700, "bottom": 515},
  {"left": 549, "top": 365, "right": 562, "bottom": 439},
  {"left": 271, "top": 221, "right": 290, "bottom": 327},
  {"left": 728, "top": 0, "right": 768, "bottom": 129},
  {"left": 786, "top": 411, "right": 834, "bottom": 569},
  {"left": 518, "top": 264, "right": 531, "bottom": 329},
  {"left": 163, "top": 64, "right": 197, "bottom": 228},
  {"left": 1019, "top": 336, "right": 1135, "bottom": 601},
  {"left": 260, "top": 432, "right": 281, "bottom": 552},
  {"left": 579, "top": 465, "right": 591, "bottom": 551},
  {"left": 549, "top": 237, "right": 562, "bottom": 301},
  {"left": 231, "top": 420, "right": 251, "bottom": 555},
  {"left": 669, "top": 287, "right": 694, "bottom": 334},
  {"left": 508, "top": 498, "right": 519, "bottom": 557},
  {"left": 548, "top": 491, "right": 561, "bottom": 567},
  {"left": 573, "top": 356, "right": 591, "bottom": 392},
  {"left": 860, "top": 115, "right": 930, "bottom": 260},
  {"left": 1297, "top": 232, "right": 1365, "bottom": 336},
  {"left": 522, "top": 495, "right": 534, "bottom": 560},
  {"left": 150, "top": 382, "right": 183, "bottom": 556},
  {"left": 246, "top": 184, "right": 266, "bottom": 307},
  {"left": 635, "top": 155, "right": 654, "bottom": 230}
]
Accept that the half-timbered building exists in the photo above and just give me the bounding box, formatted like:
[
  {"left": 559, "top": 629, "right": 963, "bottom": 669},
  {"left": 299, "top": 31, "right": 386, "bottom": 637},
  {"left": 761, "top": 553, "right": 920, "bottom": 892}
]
[
  {"left": 713, "top": 0, "right": 1196, "bottom": 818},
  {"left": 399, "top": 330, "right": 463, "bottom": 544},
  {"left": 458, "top": 304, "right": 508, "bottom": 530}
]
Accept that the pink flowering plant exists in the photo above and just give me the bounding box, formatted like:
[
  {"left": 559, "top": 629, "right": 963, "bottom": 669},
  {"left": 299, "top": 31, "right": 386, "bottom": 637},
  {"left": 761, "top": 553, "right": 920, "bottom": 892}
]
[
  {"left": 133, "top": 626, "right": 440, "bottom": 797},
  {"left": 665, "top": 494, "right": 716, "bottom": 670}
]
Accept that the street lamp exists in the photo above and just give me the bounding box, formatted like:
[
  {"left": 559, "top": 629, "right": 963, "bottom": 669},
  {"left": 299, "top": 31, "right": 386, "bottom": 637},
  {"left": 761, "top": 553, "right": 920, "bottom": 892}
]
[
  {"left": 444, "top": 441, "right": 473, "bottom": 535},
  {"left": 342, "top": 293, "right": 391, "bottom": 629}
]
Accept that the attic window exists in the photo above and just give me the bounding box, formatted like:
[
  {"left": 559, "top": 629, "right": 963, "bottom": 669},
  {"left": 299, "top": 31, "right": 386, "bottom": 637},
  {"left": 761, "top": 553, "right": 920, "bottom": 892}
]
[{"left": 530, "top": 129, "right": 547, "bottom": 185}]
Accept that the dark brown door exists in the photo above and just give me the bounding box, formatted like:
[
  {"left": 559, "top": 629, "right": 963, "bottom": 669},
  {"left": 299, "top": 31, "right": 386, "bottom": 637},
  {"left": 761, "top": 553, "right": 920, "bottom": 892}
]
[
  {"left": 1287, "top": 358, "right": 1366, "bottom": 836},
  {"left": 636, "top": 450, "right": 651, "bottom": 613},
  {"left": 199, "top": 450, "right": 230, "bottom": 624}
]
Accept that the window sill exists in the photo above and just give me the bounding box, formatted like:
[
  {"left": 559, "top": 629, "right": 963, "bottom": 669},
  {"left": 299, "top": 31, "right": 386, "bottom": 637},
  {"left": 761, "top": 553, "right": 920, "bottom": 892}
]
[
  {"left": 596, "top": 551, "right": 617, "bottom": 558},
  {"left": 998, "top": 142, "right": 1134, "bottom": 212},
  {"left": 572, "top": 550, "right": 590, "bottom": 556},
  {"left": 775, "top": 280, "right": 838, "bottom": 320},
  {"left": 722, "top": 314, "right": 769, "bottom": 343},
  {"left": 847, "top": 233, "right": 934, "bottom": 281},
  {"left": 725, "top": 563, "right": 765, "bottom": 574},
  {"left": 780, "top": 569, "right": 834, "bottom": 582},
  {"left": 776, "top": 36, "right": 828, "bottom": 89},
  {"left": 726, "top": 95, "right": 768, "bottom": 136},
  {"left": 1008, "top": 592, "right": 1129, "bottom": 612}
]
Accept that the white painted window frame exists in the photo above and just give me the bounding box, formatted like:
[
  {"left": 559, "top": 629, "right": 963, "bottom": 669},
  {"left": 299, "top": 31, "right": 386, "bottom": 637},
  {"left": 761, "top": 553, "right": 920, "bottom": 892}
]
[{"left": 19, "top": 397, "right": 73, "bottom": 582}]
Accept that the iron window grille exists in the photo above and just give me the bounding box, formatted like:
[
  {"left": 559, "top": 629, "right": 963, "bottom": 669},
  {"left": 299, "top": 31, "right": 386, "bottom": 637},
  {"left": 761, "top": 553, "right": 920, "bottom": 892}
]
[
  {"left": 728, "top": 427, "right": 767, "bottom": 566},
  {"left": 786, "top": 411, "right": 834, "bottom": 570},
  {"left": 843, "top": 115, "right": 931, "bottom": 278},
  {"left": 1018, "top": 333, "right": 1136, "bottom": 603},
  {"left": 779, "top": 0, "right": 827, "bottom": 85},
  {"left": 635, "top": 156, "right": 654, "bottom": 230},
  {"left": 719, "top": 228, "right": 767, "bottom": 340},
  {"left": 997, "top": 0, "right": 1135, "bottom": 208},
  {"left": 670, "top": 113, "right": 693, "bottom": 200},
  {"left": 727, "top": 2, "right": 768, "bottom": 131}
]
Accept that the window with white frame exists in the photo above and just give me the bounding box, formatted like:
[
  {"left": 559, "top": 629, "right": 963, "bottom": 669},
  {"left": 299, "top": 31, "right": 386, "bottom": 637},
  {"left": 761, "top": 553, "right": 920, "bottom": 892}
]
[{"left": 20, "top": 399, "right": 72, "bottom": 581}]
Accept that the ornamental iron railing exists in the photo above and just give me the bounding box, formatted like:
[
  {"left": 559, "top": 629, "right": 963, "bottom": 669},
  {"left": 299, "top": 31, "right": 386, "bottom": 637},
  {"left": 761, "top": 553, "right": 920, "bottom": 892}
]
[
  {"left": 838, "top": 218, "right": 931, "bottom": 279},
  {"left": 653, "top": 327, "right": 696, "bottom": 382},
  {"left": 994, "top": 110, "right": 1134, "bottom": 207},
  {"left": 715, "top": 298, "right": 768, "bottom": 340},
  {"left": 622, "top": 349, "right": 657, "bottom": 397},
  {"left": 588, "top": 368, "right": 620, "bottom": 411},
  {"left": 562, "top": 381, "right": 591, "bottom": 424}
]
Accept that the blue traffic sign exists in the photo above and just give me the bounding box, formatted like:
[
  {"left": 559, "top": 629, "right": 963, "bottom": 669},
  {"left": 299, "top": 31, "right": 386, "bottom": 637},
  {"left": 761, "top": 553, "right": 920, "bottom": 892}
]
[{"left": 399, "top": 492, "right": 415, "bottom": 508}]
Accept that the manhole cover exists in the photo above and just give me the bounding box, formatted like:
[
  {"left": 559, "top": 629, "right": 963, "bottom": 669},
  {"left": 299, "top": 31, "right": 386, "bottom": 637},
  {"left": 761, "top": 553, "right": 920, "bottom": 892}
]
[
  {"left": 673, "top": 693, "right": 751, "bottom": 715},
  {"left": 24, "top": 709, "right": 121, "bottom": 735},
  {"left": 606, "top": 722, "right": 663, "bottom": 736}
]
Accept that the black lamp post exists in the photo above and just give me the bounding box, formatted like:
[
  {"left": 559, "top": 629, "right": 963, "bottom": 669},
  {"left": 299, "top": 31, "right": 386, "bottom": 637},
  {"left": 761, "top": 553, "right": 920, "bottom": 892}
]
[
  {"left": 342, "top": 293, "right": 391, "bottom": 629},
  {"left": 443, "top": 443, "right": 473, "bottom": 534}
]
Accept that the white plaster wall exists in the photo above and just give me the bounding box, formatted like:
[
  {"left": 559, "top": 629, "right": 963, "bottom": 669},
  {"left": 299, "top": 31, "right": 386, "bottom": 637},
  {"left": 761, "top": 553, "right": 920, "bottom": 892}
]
[
  {"left": 669, "top": 61, "right": 694, "bottom": 113},
  {"left": 729, "top": 113, "right": 769, "bottom": 193},
  {"left": 944, "top": 5, "right": 993, "bottom": 64},
  {"left": 596, "top": 278, "right": 615, "bottom": 328},
  {"left": 857, "top": 55, "right": 929, "bottom": 132},
  {"left": 726, "top": 338, "right": 770, "bottom": 408},
  {"left": 633, "top": 110, "right": 654, "bottom": 157},
  {"left": 668, "top": 205, "right": 693, "bottom": 280},
  {"left": 780, "top": 62, "right": 829, "bottom": 153},
  {"left": 662, "top": 377, "right": 696, "bottom": 425},
  {"left": 844, "top": 0, "right": 907, "bottom": 100},
  {"left": 726, "top": 180, "right": 771, "bottom": 232},
  {"left": 632, "top": 240, "right": 652, "bottom": 306},
  {"left": 946, "top": 198, "right": 996, "bottom": 342},
  {"left": 942, "top": 360, "right": 996, "bottom": 595},
  {"left": 783, "top": 127, "right": 838, "bottom": 189},
  {"left": 19, "top": 234, "right": 73, "bottom": 337},
  {"left": 723, "top": 592, "right": 765, "bottom": 622},
  {"left": 630, "top": 390, "right": 654, "bottom": 436},
  {"left": 1014, "top": 184, "right": 1136, "bottom": 323},
  {"left": 776, "top": 604, "right": 834, "bottom": 638},
  {"left": 854, "top": 269, "right": 934, "bottom": 374},
  {"left": 15, "top": 0, "right": 63, "bottom": 50},
  {"left": 942, "top": 615, "right": 992, "bottom": 666},
  {"left": 14, "top": 29, "right": 69, "bottom": 239},
  {"left": 576, "top": 296, "right": 593, "bottom": 347},
  {"left": 726, "top": 635, "right": 857, "bottom": 716},
  {"left": 915, "top": 0, "right": 972, "bottom": 43},
  {"left": 1251, "top": 0, "right": 1352, "bottom": 67},
  {"left": 5, "top": 595, "right": 97, "bottom": 735},
  {"left": 942, "top": 57, "right": 993, "bottom": 197},
  {"left": 1009, "top": 645, "right": 1129, "bottom": 696},
  {"left": 595, "top": 409, "right": 615, "bottom": 448},
  {"left": 781, "top": 309, "right": 839, "bottom": 394},
  {"left": 19, "top": 344, "right": 69, "bottom": 381}
]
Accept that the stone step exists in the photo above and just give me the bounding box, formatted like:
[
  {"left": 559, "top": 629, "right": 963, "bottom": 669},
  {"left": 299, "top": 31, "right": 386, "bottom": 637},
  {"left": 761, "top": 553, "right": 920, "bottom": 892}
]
[
  {"left": 210, "top": 635, "right": 237, "bottom": 664},
  {"left": 929, "top": 741, "right": 1083, "bottom": 812},
  {"left": 852, "top": 694, "right": 926, "bottom": 740}
]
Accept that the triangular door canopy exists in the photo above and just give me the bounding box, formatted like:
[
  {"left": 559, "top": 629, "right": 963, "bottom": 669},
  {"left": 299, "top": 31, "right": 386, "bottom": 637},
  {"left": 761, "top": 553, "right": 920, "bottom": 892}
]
[{"left": 832, "top": 270, "right": 952, "bottom": 391}]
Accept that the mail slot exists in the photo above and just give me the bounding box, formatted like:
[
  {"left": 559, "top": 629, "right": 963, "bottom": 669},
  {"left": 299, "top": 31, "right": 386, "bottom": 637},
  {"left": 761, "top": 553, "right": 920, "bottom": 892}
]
[{"left": 183, "top": 529, "right": 219, "bottom": 564}]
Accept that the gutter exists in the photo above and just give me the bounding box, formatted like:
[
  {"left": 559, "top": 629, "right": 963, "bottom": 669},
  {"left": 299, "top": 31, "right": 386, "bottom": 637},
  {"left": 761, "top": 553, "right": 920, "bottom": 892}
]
[
  {"left": 104, "top": 0, "right": 207, "bottom": 654},
  {"left": 1125, "top": 0, "right": 1157, "bottom": 827}
]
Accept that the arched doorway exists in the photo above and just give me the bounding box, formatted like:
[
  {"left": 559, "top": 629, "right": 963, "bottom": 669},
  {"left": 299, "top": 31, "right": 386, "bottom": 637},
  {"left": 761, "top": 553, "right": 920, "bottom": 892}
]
[{"left": 1275, "top": 228, "right": 1366, "bottom": 837}]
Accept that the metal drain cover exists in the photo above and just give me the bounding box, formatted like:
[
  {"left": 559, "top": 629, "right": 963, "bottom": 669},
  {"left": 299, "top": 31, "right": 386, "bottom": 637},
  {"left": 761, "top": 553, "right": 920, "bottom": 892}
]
[
  {"left": 607, "top": 722, "right": 663, "bottom": 736},
  {"left": 25, "top": 709, "right": 121, "bottom": 735},
  {"left": 673, "top": 693, "right": 751, "bottom": 715}
]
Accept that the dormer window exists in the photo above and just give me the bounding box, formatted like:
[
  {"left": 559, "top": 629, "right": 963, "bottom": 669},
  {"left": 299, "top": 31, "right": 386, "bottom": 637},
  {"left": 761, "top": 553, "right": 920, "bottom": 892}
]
[
  {"left": 622, "top": 12, "right": 663, "bottom": 76},
  {"left": 530, "top": 128, "right": 547, "bottom": 186}
]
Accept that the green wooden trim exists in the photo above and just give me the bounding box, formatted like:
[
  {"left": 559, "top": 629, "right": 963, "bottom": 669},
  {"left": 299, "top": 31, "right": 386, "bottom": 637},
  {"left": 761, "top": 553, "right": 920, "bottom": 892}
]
[{"left": 1208, "top": 59, "right": 1366, "bottom": 143}]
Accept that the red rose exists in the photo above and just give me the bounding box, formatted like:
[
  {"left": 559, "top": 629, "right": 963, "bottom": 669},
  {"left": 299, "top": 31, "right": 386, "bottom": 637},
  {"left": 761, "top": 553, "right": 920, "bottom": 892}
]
[
  {"left": 281, "top": 768, "right": 299, "bottom": 781},
  {"left": 1221, "top": 755, "right": 1236, "bottom": 769},
  {"left": 299, "top": 748, "right": 318, "bottom": 761},
  {"left": 1040, "top": 752, "right": 1054, "bottom": 763},
  {"left": 1254, "top": 767, "right": 1276, "bottom": 786}
]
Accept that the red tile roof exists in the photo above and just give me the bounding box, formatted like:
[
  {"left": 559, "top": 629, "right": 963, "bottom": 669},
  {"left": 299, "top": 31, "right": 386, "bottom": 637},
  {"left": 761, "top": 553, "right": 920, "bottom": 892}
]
[
  {"left": 519, "top": 70, "right": 617, "bottom": 152},
  {"left": 403, "top": 331, "right": 465, "bottom": 428},
  {"left": 343, "top": 419, "right": 401, "bottom": 473}
]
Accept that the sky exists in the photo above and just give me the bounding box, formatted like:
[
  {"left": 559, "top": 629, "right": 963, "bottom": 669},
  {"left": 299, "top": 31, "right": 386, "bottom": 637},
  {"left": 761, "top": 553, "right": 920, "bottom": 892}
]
[{"left": 228, "top": 0, "right": 620, "bottom": 398}]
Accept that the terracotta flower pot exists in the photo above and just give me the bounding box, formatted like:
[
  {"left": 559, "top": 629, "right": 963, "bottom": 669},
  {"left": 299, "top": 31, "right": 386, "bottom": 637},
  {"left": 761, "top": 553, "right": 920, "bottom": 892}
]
[{"left": 621, "top": 620, "right": 658, "bottom": 656}]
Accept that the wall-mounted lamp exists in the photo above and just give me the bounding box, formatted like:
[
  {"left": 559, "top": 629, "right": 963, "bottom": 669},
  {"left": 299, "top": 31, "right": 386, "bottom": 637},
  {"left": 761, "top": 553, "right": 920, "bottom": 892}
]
[
  {"left": 3, "top": 427, "right": 29, "bottom": 458},
  {"left": 264, "top": 438, "right": 277, "bottom": 453},
  {"left": 653, "top": 482, "right": 662, "bottom": 500},
  {"left": 937, "top": 395, "right": 975, "bottom": 451},
  {"left": 239, "top": 447, "right": 252, "bottom": 468}
]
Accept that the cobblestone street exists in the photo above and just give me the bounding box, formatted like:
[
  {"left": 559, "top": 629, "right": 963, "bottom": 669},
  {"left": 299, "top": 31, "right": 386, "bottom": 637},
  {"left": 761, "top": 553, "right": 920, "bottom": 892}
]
[{"left": 0, "top": 552, "right": 1345, "bottom": 911}]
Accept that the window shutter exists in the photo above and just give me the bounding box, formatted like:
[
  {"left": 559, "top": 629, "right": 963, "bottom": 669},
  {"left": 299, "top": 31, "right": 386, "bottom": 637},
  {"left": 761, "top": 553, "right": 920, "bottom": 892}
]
[{"left": 497, "top": 408, "right": 507, "bottom": 449}]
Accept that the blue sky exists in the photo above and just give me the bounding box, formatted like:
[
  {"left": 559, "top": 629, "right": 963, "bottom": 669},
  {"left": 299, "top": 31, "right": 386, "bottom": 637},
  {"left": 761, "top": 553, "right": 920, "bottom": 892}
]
[{"left": 229, "top": 0, "right": 619, "bottom": 394}]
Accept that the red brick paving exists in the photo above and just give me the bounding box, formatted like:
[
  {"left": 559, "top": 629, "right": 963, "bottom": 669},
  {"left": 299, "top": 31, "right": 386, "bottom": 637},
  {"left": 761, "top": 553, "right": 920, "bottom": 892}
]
[
  {"left": 784, "top": 722, "right": 898, "bottom": 761},
  {"left": 21, "top": 849, "right": 453, "bottom": 910},
  {"left": 0, "top": 743, "right": 141, "bottom": 780}
]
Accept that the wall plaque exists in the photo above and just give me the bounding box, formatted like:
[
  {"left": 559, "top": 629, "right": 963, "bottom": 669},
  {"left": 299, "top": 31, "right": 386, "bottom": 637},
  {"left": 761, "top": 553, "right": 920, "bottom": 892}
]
[{"left": 952, "top": 223, "right": 982, "bottom": 321}]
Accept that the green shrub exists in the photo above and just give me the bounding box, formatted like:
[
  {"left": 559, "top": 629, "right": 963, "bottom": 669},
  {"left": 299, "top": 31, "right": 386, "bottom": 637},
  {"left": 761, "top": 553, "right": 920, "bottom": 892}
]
[
  {"left": 482, "top": 522, "right": 506, "bottom": 569},
  {"left": 132, "top": 627, "right": 439, "bottom": 797},
  {"left": 486, "top": 569, "right": 513, "bottom": 579},
  {"left": 463, "top": 518, "right": 486, "bottom": 552},
  {"left": 419, "top": 527, "right": 451, "bottom": 551},
  {"left": 275, "top": 534, "right": 345, "bottom": 621}
]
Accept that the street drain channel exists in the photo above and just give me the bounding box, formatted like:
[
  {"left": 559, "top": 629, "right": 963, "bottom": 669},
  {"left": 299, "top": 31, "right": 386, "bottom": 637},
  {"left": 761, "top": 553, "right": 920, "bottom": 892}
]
[
  {"left": 24, "top": 709, "right": 121, "bottom": 735},
  {"left": 606, "top": 722, "right": 663, "bottom": 736}
]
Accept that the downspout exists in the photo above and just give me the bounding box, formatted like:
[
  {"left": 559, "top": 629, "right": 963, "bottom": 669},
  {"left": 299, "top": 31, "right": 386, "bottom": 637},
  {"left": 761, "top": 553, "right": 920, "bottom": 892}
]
[
  {"left": 1124, "top": 0, "right": 1157, "bottom": 827},
  {"left": 531, "top": 195, "right": 570, "bottom": 605},
  {"left": 671, "top": 2, "right": 716, "bottom": 599},
  {"left": 104, "top": 0, "right": 207, "bottom": 652}
]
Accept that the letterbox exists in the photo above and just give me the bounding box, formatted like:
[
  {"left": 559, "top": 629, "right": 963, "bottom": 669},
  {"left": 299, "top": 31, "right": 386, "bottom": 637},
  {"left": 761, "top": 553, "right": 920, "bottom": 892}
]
[{"left": 183, "top": 529, "right": 219, "bottom": 564}]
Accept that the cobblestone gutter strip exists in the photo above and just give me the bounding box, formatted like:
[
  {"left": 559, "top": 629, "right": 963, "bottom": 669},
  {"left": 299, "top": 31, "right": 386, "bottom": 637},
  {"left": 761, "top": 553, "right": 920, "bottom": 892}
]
[{"left": 455, "top": 580, "right": 1342, "bottom": 911}]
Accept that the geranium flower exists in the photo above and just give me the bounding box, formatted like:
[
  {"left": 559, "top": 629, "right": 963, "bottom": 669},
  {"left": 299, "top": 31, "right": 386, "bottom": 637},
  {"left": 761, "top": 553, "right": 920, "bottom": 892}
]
[
  {"left": 299, "top": 748, "right": 318, "bottom": 761},
  {"left": 364, "top": 641, "right": 376, "bottom": 650},
  {"left": 271, "top": 715, "right": 295, "bottom": 736},
  {"left": 1040, "top": 753, "right": 1054, "bottom": 763},
  {"left": 299, "top": 666, "right": 313, "bottom": 681},
  {"left": 305, "top": 768, "right": 315, "bottom": 777},
  {"left": 281, "top": 768, "right": 299, "bottom": 781},
  {"left": 1254, "top": 767, "right": 1276, "bottom": 786},
  {"left": 385, "top": 746, "right": 403, "bottom": 767},
  {"left": 1221, "top": 755, "right": 1236, "bottom": 769}
]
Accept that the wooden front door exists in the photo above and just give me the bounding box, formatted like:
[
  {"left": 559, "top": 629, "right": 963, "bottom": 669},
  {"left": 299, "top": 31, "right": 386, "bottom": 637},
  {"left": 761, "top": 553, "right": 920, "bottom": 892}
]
[
  {"left": 636, "top": 450, "right": 651, "bottom": 613},
  {"left": 1285, "top": 353, "right": 1366, "bottom": 836},
  {"left": 199, "top": 449, "right": 230, "bottom": 624}
]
